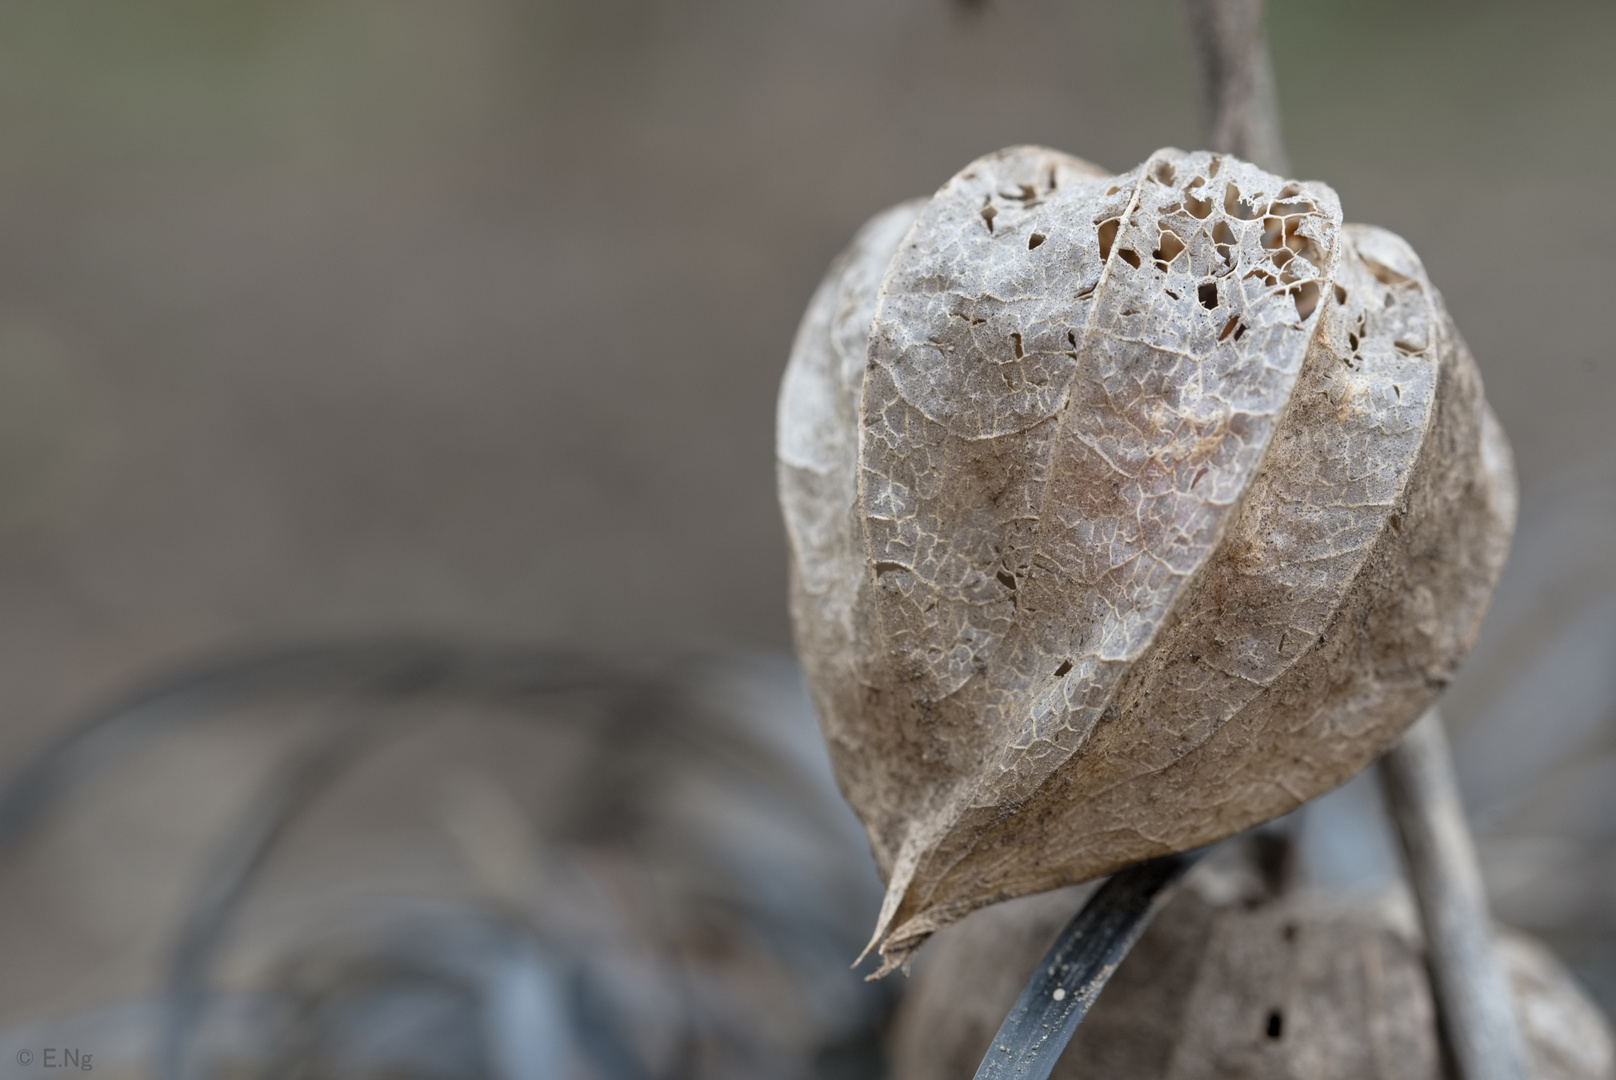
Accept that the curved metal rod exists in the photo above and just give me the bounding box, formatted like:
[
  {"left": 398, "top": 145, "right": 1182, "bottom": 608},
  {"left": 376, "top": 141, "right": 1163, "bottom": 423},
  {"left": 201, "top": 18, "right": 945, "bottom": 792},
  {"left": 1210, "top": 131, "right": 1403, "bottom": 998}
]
[{"left": 971, "top": 849, "right": 1205, "bottom": 1080}]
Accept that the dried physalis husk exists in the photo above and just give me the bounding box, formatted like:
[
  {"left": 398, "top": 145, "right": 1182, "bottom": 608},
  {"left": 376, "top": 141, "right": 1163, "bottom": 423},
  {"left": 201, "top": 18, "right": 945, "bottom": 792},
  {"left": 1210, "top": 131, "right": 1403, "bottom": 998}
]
[{"left": 776, "top": 146, "right": 1516, "bottom": 973}]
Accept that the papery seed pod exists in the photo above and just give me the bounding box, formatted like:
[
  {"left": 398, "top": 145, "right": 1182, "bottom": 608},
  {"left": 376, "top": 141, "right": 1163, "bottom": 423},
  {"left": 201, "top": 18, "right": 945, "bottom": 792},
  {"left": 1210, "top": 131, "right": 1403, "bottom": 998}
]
[{"left": 777, "top": 146, "right": 1516, "bottom": 973}]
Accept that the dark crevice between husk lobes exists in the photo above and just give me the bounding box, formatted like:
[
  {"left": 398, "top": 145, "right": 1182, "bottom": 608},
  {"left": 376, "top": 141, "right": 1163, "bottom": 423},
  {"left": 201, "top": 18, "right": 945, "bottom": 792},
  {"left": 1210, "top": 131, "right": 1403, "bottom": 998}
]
[{"left": 776, "top": 147, "right": 1515, "bottom": 976}]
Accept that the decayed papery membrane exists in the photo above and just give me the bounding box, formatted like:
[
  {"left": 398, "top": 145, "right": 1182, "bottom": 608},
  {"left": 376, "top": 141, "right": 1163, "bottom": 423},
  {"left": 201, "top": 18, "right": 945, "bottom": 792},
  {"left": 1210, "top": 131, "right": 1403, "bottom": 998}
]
[{"left": 777, "top": 147, "right": 1515, "bottom": 974}]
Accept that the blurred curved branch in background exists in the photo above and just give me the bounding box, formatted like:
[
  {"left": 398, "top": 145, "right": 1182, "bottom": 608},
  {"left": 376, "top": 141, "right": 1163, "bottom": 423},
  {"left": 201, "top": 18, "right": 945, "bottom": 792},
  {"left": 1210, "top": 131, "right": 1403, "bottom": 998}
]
[{"left": 0, "top": 642, "right": 896, "bottom": 1080}]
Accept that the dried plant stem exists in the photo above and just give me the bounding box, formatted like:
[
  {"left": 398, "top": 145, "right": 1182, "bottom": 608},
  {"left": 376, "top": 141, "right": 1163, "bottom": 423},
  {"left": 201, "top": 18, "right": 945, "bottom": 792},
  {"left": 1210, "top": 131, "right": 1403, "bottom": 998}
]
[
  {"left": 1181, "top": 0, "right": 1288, "bottom": 174},
  {"left": 971, "top": 851, "right": 1202, "bottom": 1080},
  {"left": 1381, "top": 710, "right": 1529, "bottom": 1080},
  {"left": 1181, "top": 5, "right": 1526, "bottom": 1073}
]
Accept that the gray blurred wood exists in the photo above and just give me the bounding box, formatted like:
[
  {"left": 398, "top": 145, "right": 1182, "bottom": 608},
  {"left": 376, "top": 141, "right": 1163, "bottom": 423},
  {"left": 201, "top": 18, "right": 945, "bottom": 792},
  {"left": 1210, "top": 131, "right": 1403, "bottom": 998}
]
[
  {"left": 1383, "top": 709, "right": 1531, "bottom": 1080},
  {"left": 1181, "top": 0, "right": 1288, "bottom": 173}
]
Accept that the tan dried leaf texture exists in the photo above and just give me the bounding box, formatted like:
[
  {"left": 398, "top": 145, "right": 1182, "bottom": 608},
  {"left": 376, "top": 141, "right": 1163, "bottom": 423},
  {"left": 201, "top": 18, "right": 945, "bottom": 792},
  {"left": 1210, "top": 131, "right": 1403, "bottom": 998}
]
[{"left": 777, "top": 146, "right": 1516, "bottom": 972}]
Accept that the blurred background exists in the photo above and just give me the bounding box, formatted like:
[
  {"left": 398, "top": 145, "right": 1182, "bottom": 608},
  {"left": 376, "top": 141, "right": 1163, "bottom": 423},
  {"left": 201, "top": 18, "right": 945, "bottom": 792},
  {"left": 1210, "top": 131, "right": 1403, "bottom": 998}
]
[{"left": 0, "top": 0, "right": 1611, "bottom": 1075}]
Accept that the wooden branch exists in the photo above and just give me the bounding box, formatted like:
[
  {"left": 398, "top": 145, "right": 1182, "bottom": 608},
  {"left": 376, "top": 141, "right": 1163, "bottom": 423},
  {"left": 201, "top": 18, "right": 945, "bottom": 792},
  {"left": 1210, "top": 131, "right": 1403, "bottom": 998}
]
[
  {"left": 1181, "top": 0, "right": 1288, "bottom": 173},
  {"left": 1380, "top": 710, "right": 1529, "bottom": 1080}
]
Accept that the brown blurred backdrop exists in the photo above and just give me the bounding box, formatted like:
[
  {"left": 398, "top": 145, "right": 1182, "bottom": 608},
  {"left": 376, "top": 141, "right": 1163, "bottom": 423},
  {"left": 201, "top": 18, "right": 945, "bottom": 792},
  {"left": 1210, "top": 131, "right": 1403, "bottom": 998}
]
[{"left": 0, "top": 0, "right": 1610, "bottom": 750}]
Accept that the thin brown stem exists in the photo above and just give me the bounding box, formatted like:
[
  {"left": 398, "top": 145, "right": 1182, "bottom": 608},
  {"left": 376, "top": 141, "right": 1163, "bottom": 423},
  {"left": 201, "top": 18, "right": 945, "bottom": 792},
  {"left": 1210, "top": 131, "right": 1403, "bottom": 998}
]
[
  {"left": 1181, "top": 0, "right": 1288, "bottom": 173},
  {"left": 1380, "top": 710, "right": 1529, "bottom": 1080},
  {"left": 1179, "top": 7, "right": 1529, "bottom": 1072}
]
